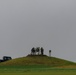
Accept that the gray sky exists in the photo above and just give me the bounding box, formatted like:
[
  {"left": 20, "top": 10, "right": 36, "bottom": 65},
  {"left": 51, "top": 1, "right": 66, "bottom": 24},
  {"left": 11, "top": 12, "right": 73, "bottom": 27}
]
[{"left": 0, "top": 0, "right": 76, "bottom": 62}]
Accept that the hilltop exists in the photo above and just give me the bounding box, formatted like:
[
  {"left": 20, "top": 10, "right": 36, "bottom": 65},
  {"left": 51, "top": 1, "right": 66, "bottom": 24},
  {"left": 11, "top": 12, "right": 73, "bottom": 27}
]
[{"left": 0, "top": 55, "right": 75, "bottom": 68}]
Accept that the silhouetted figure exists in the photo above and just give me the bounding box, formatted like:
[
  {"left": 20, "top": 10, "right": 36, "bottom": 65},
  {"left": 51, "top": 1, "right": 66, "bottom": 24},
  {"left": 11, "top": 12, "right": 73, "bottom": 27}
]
[
  {"left": 49, "top": 50, "right": 51, "bottom": 57},
  {"left": 31, "top": 47, "right": 36, "bottom": 55},
  {"left": 36, "top": 47, "right": 40, "bottom": 55},
  {"left": 41, "top": 47, "right": 44, "bottom": 55}
]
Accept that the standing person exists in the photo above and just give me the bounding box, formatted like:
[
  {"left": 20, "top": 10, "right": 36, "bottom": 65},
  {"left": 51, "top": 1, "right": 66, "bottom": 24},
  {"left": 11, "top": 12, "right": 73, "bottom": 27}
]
[
  {"left": 41, "top": 47, "right": 44, "bottom": 55},
  {"left": 49, "top": 50, "right": 51, "bottom": 57}
]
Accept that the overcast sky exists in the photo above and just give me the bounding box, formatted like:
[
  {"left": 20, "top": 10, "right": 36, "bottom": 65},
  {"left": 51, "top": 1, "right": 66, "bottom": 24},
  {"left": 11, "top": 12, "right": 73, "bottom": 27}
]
[{"left": 0, "top": 0, "right": 76, "bottom": 62}]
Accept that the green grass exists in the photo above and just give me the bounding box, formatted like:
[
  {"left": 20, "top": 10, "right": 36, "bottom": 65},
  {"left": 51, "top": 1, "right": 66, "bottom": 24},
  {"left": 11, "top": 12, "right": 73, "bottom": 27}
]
[
  {"left": 0, "top": 65, "right": 75, "bottom": 73},
  {"left": 0, "top": 67, "right": 75, "bottom": 75},
  {"left": 0, "top": 72, "right": 76, "bottom": 75},
  {"left": 0, "top": 55, "right": 76, "bottom": 75},
  {"left": 0, "top": 65, "right": 75, "bottom": 75},
  {"left": 0, "top": 55, "right": 75, "bottom": 67}
]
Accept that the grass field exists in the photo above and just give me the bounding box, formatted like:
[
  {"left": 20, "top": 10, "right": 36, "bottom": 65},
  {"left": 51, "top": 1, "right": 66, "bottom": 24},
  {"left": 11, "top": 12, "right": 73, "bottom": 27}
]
[
  {"left": 0, "top": 55, "right": 75, "bottom": 67},
  {"left": 0, "top": 71, "right": 76, "bottom": 75},
  {"left": 0, "top": 55, "right": 76, "bottom": 75},
  {"left": 0, "top": 66, "right": 75, "bottom": 75},
  {"left": 0, "top": 68, "right": 76, "bottom": 75}
]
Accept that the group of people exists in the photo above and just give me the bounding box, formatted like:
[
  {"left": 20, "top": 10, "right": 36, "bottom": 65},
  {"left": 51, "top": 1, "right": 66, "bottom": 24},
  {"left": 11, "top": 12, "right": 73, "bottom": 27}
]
[{"left": 31, "top": 47, "right": 44, "bottom": 55}]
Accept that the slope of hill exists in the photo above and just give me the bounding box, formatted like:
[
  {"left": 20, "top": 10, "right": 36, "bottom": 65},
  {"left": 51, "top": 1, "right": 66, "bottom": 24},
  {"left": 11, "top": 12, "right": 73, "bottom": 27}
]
[{"left": 0, "top": 55, "right": 75, "bottom": 67}]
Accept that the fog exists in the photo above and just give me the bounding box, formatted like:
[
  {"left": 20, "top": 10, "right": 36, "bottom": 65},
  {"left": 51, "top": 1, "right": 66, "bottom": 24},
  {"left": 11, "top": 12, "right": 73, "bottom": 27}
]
[{"left": 0, "top": 0, "right": 76, "bottom": 62}]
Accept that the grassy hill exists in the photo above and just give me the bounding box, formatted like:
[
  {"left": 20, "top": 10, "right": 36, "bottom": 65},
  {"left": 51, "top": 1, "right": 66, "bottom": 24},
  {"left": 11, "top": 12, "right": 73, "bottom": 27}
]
[{"left": 0, "top": 55, "right": 75, "bottom": 68}]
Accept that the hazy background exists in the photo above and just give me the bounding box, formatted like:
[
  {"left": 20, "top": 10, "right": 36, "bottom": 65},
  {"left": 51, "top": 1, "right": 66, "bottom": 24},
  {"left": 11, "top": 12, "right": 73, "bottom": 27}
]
[{"left": 0, "top": 0, "right": 76, "bottom": 62}]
